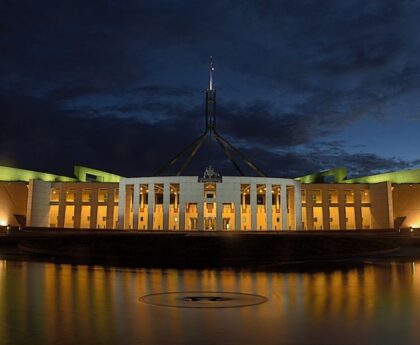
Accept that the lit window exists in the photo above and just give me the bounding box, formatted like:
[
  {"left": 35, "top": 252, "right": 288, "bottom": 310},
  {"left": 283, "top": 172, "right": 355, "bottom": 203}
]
[
  {"left": 360, "top": 190, "right": 370, "bottom": 203},
  {"left": 66, "top": 189, "right": 75, "bottom": 202},
  {"left": 82, "top": 189, "right": 92, "bottom": 202},
  {"left": 312, "top": 190, "right": 322, "bottom": 204},
  {"left": 50, "top": 188, "right": 60, "bottom": 202},
  {"left": 301, "top": 189, "right": 306, "bottom": 203},
  {"left": 328, "top": 190, "right": 338, "bottom": 203},
  {"left": 98, "top": 189, "right": 108, "bottom": 202},
  {"left": 344, "top": 190, "right": 354, "bottom": 203}
]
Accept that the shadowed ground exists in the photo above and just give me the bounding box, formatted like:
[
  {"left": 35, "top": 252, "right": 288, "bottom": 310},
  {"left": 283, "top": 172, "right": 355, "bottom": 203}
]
[{"left": 2, "top": 228, "right": 417, "bottom": 269}]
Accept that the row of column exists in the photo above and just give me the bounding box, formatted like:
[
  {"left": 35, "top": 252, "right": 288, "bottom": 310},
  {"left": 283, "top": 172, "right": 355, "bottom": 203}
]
[
  {"left": 55, "top": 188, "right": 115, "bottom": 229},
  {"left": 118, "top": 182, "right": 302, "bottom": 230},
  {"left": 303, "top": 188, "right": 366, "bottom": 230}
]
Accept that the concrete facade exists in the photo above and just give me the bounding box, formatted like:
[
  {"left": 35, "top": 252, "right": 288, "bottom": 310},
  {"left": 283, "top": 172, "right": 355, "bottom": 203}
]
[
  {"left": 393, "top": 184, "right": 420, "bottom": 228},
  {"left": 0, "top": 182, "right": 28, "bottom": 227},
  {"left": 26, "top": 179, "right": 51, "bottom": 227},
  {"left": 300, "top": 182, "right": 392, "bottom": 230},
  {"left": 1, "top": 175, "right": 417, "bottom": 231},
  {"left": 117, "top": 176, "right": 302, "bottom": 231}
]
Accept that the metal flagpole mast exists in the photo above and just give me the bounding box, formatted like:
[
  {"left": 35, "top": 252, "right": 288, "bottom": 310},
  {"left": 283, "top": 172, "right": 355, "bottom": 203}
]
[{"left": 154, "top": 57, "right": 267, "bottom": 177}]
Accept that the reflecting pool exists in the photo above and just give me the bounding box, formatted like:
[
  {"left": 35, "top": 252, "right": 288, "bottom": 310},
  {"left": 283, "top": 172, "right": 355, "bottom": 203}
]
[{"left": 1, "top": 259, "right": 420, "bottom": 345}]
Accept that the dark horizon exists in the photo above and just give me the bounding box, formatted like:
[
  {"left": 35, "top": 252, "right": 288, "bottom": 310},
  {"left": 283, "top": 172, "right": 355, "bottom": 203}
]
[{"left": 1, "top": 1, "right": 420, "bottom": 178}]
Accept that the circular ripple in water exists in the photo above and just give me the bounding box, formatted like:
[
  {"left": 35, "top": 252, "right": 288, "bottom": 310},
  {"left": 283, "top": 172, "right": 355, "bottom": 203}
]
[{"left": 139, "top": 291, "right": 267, "bottom": 308}]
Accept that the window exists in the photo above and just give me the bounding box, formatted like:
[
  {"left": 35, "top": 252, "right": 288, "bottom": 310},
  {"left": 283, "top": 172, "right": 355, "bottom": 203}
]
[
  {"left": 50, "top": 188, "right": 60, "bottom": 202},
  {"left": 98, "top": 189, "right": 108, "bottom": 202},
  {"left": 328, "top": 190, "right": 338, "bottom": 203},
  {"left": 360, "top": 190, "right": 370, "bottom": 203},
  {"left": 82, "top": 189, "right": 92, "bottom": 202},
  {"left": 206, "top": 193, "right": 214, "bottom": 198},
  {"left": 301, "top": 189, "right": 306, "bottom": 203},
  {"left": 86, "top": 173, "right": 103, "bottom": 182},
  {"left": 312, "top": 190, "right": 322, "bottom": 204},
  {"left": 66, "top": 189, "right": 75, "bottom": 202},
  {"left": 155, "top": 194, "right": 163, "bottom": 204},
  {"left": 344, "top": 190, "right": 354, "bottom": 203}
]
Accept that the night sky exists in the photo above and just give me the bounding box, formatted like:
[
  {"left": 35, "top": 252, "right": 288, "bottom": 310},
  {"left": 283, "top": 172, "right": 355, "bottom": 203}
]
[{"left": 1, "top": 0, "right": 420, "bottom": 178}]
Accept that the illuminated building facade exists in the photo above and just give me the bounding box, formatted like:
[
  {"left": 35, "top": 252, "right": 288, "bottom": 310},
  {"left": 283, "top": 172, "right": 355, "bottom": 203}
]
[
  {"left": 1, "top": 164, "right": 420, "bottom": 231},
  {"left": 1, "top": 60, "right": 419, "bottom": 231}
]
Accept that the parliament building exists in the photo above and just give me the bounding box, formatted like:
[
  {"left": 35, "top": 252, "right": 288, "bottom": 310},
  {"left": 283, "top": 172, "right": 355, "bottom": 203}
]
[
  {"left": 1, "top": 60, "right": 419, "bottom": 231},
  {"left": 1, "top": 164, "right": 419, "bottom": 231}
]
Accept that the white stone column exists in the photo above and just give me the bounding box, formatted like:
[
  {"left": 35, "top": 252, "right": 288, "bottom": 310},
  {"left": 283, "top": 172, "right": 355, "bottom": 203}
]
[
  {"left": 216, "top": 201, "right": 223, "bottom": 230},
  {"left": 26, "top": 180, "right": 52, "bottom": 227},
  {"left": 73, "top": 189, "right": 82, "bottom": 229},
  {"left": 250, "top": 183, "right": 257, "bottom": 230},
  {"left": 266, "top": 183, "right": 272, "bottom": 230},
  {"left": 118, "top": 180, "right": 126, "bottom": 229},
  {"left": 148, "top": 183, "right": 155, "bottom": 230},
  {"left": 163, "top": 183, "right": 170, "bottom": 230},
  {"left": 235, "top": 192, "right": 241, "bottom": 231},
  {"left": 179, "top": 191, "right": 185, "bottom": 231},
  {"left": 294, "top": 183, "right": 302, "bottom": 230},
  {"left": 89, "top": 189, "right": 98, "bottom": 229},
  {"left": 106, "top": 188, "right": 114, "bottom": 229},
  {"left": 338, "top": 190, "right": 346, "bottom": 230},
  {"left": 57, "top": 187, "right": 66, "bottom": 228},
  {"left": 132, "top": 183, "right": 139, "bottom": 230},
  {"left": 197, "top": 183, "right": 204, "bottom": 230},
  {"left": 281, "top": 184, "right": 288, "bottom": 230},
  {"left": 354, "top": 186, "right": 363, "bottom": 229},
  {"left": 197, "top": 200, "right": 204, "bottom": 230}
]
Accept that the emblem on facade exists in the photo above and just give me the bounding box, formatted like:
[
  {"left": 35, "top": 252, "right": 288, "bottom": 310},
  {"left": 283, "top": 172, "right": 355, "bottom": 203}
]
[{"left": 198, "top": 165, "right": 222, "bottom": 183}]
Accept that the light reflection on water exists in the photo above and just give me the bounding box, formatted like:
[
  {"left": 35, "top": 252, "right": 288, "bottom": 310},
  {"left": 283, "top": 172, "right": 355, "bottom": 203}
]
[{"left": 0, "top": 260, "right": 420, "bottom": 345}]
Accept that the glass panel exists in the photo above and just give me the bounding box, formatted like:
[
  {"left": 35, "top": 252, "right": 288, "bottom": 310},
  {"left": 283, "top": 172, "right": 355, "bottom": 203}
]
[
  {"left": 301, "top": 189, "right": 306, "bottom": 204},
  {"left": 313, "top": 207, "right": 323, "bottom": 230},
  {"left": 64, "top": 205, "right": 75, "bottom": 228},
  {"left": 82, "top": 189, "right": 92, "bottom": 202},
  {"left": 344, "top": 190, "right": 354, "bottom": 203},
  {"left": 360, "top": 189, "right": 370, "bottom": 203},
  {"left": 81, "top": 206, "right": 91, "bottom": 228},
  {"left": 329, "top": 207, "right": 340, "bottom": 230},
  {"left": 66, "top": 189, "right": 75, "bottom": 202},
  {"left": 345, "top": 207, "right": 356, "bottom": 229},
  {"left": 312, "top": 190, "right": 322, "bottom": 204},
  {"left": 49, "top": 205, "right": 59, "bottom": 227},
  {"left": 50, "top": 188, "right": 60, "bottom": 202},
  {"left": 98, "top": 189, "right": 108, "bottom": 202},
  {"left": 97, "top": 205, "right": 107, "bottom": 228},
  {"left": 362, "top": 207, "right": 371, "bottom": 229},
  {"left": 328, "top": 190, "right": 338, "bottom": 203}
]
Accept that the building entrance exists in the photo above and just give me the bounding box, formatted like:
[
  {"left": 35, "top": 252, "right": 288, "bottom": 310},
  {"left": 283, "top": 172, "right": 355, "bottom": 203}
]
[
  {"left": 189, "top": 218, "right": 198, "bottom": 230},
  {"left": 204, "top": 217, "right": 216, "bottom": 230}
]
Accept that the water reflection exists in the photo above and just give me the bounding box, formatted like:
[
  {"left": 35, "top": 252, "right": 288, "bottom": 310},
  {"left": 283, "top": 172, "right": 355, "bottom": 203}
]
[{"left": 0, "top": 260, "right": 420, "bottom": 345}]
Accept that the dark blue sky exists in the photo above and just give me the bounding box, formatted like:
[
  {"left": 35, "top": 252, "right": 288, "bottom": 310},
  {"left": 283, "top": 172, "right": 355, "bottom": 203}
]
[{"left": 1, "top": 0, "right": 420, "bottom": 178}]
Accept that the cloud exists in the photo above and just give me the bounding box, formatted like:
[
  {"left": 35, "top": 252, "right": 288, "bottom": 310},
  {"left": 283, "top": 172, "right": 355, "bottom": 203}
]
[
  {"left": 1, "top": 88, "right": 418, "bottom": 179},
  {"left": 135, "top": 85, "right": 194, "bottom": 98},
  {"left": 1, "top": 0, "right": 420, "bottom": 178}
]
